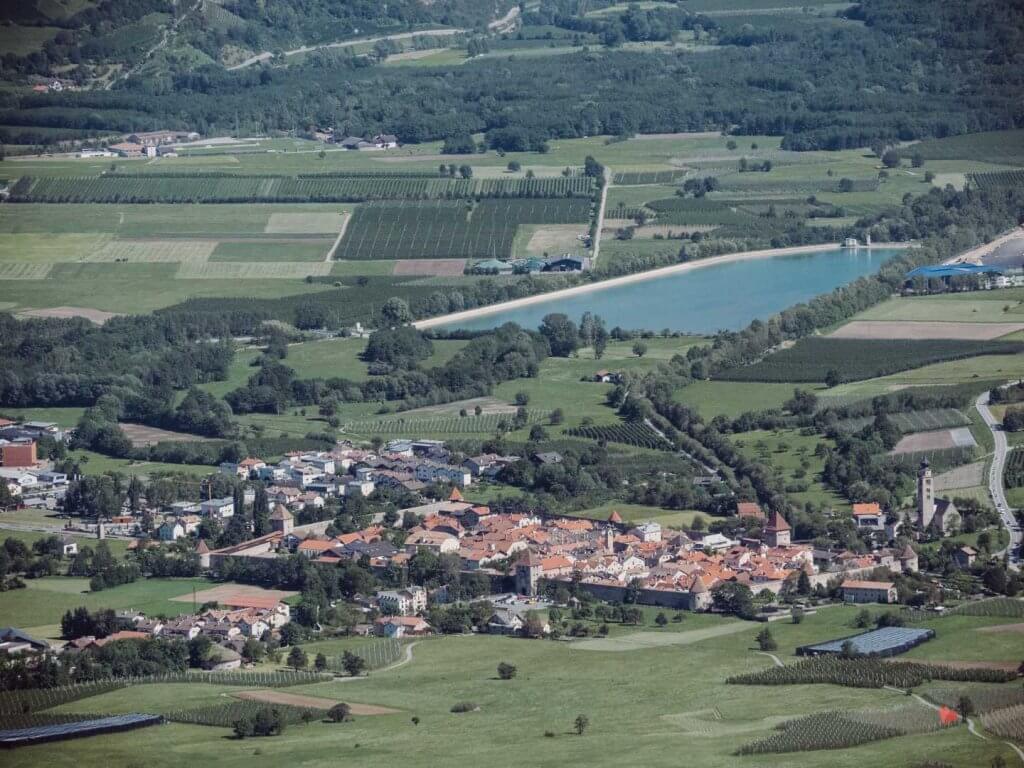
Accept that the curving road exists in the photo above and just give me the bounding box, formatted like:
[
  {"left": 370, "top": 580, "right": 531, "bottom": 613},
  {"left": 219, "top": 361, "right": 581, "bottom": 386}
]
[{"left": 976, "top": 391, "right": 1021, "bottom": 568}]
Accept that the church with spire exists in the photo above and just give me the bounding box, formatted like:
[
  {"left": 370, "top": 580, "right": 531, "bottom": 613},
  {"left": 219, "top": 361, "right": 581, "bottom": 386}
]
[{"left": 915, "top": 459, "right": 958, "bottom": 537}]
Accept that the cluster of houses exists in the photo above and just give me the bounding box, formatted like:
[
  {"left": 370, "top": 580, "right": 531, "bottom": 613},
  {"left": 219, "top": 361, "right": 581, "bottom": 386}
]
[
  {"left": 99, "top": 130, "right": 201, "bottom": 158},
  {"left": 329, "top": 133, "right": 399, "bottom": 150},
  {"left": 205, "top": 490, "right": 917, "bottom": 615},
  {"left": 470, "top": 253, "right": 592, "bottom": 275},
  {"left": 0, "top": 418, "right": 69, "bottom": 507}
]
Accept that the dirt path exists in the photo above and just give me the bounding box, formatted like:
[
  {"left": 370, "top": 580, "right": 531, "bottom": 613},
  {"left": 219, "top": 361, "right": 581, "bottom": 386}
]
[
  {"left": 325, "top": 213, "right": 351, "bottom": 262},
  {"left": 332, "top": 641, "right": 419, "bottom": 681},
  {"left": 945, "top": 226, "right": 1024, "bottom": 265},
  {"left": 590, "top": 166, "right": 611, "bottom": 265},
  {"left": 106, "top": 0, "right": 203, "bottom": 89},
  {"left": 228, "top": 28, "right": 464, "bottom": 70},
  {"left": 756, "top": 651, "right": 784, "bottom": 667}
]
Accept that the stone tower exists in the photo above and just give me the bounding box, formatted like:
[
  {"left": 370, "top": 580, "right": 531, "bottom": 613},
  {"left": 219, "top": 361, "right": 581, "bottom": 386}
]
[
  {"left": 269, "top": 504, "right": 294, "bottom": 536},
  {"left": 515, "top": 550, "right": 543, "bottom": 596},
  {"left": 917, "top": 459, "right": 934, "bottom": 531},
  {"left": 764, "top": 509, "right": 791, "bottom": 547}
]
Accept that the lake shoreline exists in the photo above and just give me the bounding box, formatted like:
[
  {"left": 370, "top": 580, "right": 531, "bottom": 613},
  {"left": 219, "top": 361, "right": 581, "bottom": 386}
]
[{"left": 414, "top": 242, "right": 914, "bottom": 330}]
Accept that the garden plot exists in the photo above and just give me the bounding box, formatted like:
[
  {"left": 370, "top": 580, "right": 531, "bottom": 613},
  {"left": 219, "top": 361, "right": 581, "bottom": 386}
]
[
  {"left": 574, "top": 622, "right": 748, "bottom": 652},
  {"left": 933, "top": 461, "right": 986, "bottom": 491},
  {"left": 831, "top": 320, "right": 1024, "bottom": 340},
  {"left": 392, "top": 259, "right": 467, "bottom": 276},
  {"left": 16, "top": 306, "right": 119, "bottom": 324},
  {"left": 176, "top": 262, "right": 332, "bottom": 279},
  {"left": 264, "top": 212, "right": 347, "bottom": 234},
  {"left": 891, "top": 427, "right": 977, "bottom": 454},
  {"left": 88, "top": 239, "right": 218, "bottom": 262},
  {"left": 120, "top": 423, "right": 214, "bottom": 447},
  {"left": 525, "top": 224, "right": 588, "bottom": 254},
  {"left": 231, "top": 690, "right": 399, "bottom": 715},
  {"left": 0, "top": 263, "right": 53, "bottom": 279},
  {"left": 170, "top": 584, "right": 298, "bottom": 604}
]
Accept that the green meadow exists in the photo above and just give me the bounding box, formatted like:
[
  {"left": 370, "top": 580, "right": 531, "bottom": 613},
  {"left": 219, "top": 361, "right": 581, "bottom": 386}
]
[{"left": 4, "top": 605, "right": 1016, "bottom": 768}]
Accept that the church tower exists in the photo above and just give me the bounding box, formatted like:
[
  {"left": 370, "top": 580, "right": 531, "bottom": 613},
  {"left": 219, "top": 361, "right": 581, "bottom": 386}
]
[{"left": 917, "top": 459, "right": 934, "bottom": 531}]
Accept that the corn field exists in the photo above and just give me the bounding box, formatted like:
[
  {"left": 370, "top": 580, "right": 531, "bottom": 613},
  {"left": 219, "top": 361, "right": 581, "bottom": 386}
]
[
  {"left": 727, "top": 658, "right": 1017, "bottom": 689},
  {"left": 923, "top": 684, "right": 1024, "bottom": 715},
  {"left": 980, "top": 703, "right": 1024, "bottom": 744}
]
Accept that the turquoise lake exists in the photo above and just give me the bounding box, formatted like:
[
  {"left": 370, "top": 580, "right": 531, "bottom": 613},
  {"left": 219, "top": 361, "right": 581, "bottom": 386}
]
[{"left": 444, "top": 248, "right": 902, "bottom": 334}]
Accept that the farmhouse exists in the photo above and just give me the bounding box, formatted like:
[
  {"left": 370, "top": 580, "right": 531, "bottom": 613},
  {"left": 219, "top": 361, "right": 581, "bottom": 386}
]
[
  {"left": 108, "top": 142, "right": 143, "bottom": 158},
  {"left": 375, "top": 616, "right": 431, "bottom": 638},
  {"left": 471, "top": 259, "right": 514, "bottom": 276},
  {"left": 840, "top": 579, "right": 897, "bottom": 604},
  {"left": 851, "top": 502, "right": 885, "bottom": 530},
  {"left": 373, "top": 133, "right": 399, "bottom": 149},
  {"left": 543, "top": 255, "right": 591, "bottom": 272},
  {"left": 200, "top": 497, "right": 235, "bottom": 520},
  {"left": 0, "top": 440, "right": 37, "bottom": 467}
]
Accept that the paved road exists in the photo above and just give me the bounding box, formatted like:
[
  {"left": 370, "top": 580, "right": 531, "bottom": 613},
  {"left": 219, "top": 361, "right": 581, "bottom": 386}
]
[{"left": 977, "top": 391, "right": 1021, "bottom": 568}]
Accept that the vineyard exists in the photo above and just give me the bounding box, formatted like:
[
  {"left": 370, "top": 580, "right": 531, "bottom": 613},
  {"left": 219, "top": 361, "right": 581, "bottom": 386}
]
[
  {"left": 717, "top": 338, "right": 1024, "bottom": 383},
  {"left": 0, "top": 681, "right": 125, "bottom": 716},
  {"left": 969, "top": 169, "right": 1024, "bottom": 190},
  {"left": 726, "top": 657, "right": 1017, "bottom": 689},
  {"left": 735, "top": 706, "right": 947, "bottom": 755},
  {"left": 885, "top": 446, "right": 977, "bottom": 474},
  {"left": 566, "top": 421, "right": 672, "bottom": 450},
  {"left": 836, "top": 408, "right": 970, "bottom": 434},
  {"left": 643, "top": 197, "right": 754, "bottom": 226},
  {"left": 328, "top": 638, "right": 403, "bottom": 672},
  {"left": 945, "top": 597, "right": 1024, "bottom": 619},
  {"left": 344, "top": 411, "right": 550, "bottom": 435},
  {"left": 0, "top": 670, "right": 327, "bottom": 717},
  {"left": 1005, "top": 448, "right": 1024, "bottom": 489},
  {"left": 339, "top": 199, "right": 592, "bottom": 260},
  {"left": 165, "top": 700, "right": 322, "bottom": 728},
  {"left": 9, "top": 174, "right": 595, "bottom": 205},
  {"left": 980, "top": 703, "right": 1024, "bottom": 744}
]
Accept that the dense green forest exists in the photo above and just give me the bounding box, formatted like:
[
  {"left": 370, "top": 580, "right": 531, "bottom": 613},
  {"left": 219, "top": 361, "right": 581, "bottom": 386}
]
[{"left": 2, "top": 0, "right": 1022, "bottom": 150}]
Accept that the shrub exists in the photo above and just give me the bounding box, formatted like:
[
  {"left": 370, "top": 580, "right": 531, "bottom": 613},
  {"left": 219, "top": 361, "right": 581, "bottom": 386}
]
[
  {"left": 328, "top": 703, "right": 352, "bottom": 723},
  {"left": 497, "top": 662, "right": 517, "bottom": 680},
  {"left": 450, "top": 702, "right": 478, "bottom": 713}
]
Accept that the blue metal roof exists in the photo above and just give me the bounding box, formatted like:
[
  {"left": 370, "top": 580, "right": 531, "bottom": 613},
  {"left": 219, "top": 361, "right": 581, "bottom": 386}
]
[
  {"left": 906, "top": 264, "right": 1004, "bottom": 279},
  {"left": 801, "top": 626, "right": 933, "bottom": 656},
  {"left": 0, "top": 714, "right": 162, "bottom": 746}
]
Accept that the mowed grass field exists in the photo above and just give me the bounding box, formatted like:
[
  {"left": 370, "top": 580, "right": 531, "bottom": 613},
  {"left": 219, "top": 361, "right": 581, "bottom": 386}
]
[
  {"left": 0, "top": 576, "right": 213, "bottom": 633},
  {"left": 4, "top": 605, "right": 1018, "bottom": 768}
]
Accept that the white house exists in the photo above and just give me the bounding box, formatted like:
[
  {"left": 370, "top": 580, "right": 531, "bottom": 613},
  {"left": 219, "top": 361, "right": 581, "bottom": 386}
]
[
  {"left": 377, "top": 586, "right": 427, "bottom": 616},
  {"left": 158, "top": 521, "right": 186, "bottom": 541},
  {"left": 345, "top": 479, "right": 375, "bottom": 497},
  {"left": 630, "top": 522, "right": 662, "bottom": 543},
  {"left": 414, "top": 461, "right": 472, "bottom": 488},
  {"left": 200, "top": 497, "right": 235, "bottom": 519}
]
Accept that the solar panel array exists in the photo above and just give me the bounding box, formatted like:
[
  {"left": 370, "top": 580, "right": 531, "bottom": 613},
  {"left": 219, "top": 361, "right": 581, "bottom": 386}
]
[
  {"left": 801, "top": 627, "right": 934, "bottom": 656},
  {"left": 0, "top": 713, "right": 162, "bottom": 747}
]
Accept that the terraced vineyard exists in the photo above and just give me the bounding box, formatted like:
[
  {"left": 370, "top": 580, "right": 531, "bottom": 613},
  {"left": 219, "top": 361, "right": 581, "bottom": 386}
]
[
  {"left": 566, "top": 421, "right": 671, "bottom": 450},
  {"left": 339, "top": 198, "right": 592, "bottom": 260},
  {"left": 343, "top": 410, "right": 550, "bottom": 435}
]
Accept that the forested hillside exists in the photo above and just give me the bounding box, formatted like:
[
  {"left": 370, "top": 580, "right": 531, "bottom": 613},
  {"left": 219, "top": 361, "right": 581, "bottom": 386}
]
[{"left": 2, "top": 0, "right": 1021, "bottom": 151}]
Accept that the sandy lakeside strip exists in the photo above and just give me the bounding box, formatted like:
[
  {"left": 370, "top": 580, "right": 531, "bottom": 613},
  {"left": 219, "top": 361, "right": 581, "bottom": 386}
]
[{"left": 413, "top": 242, "right": 914, "bottom": 330}]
